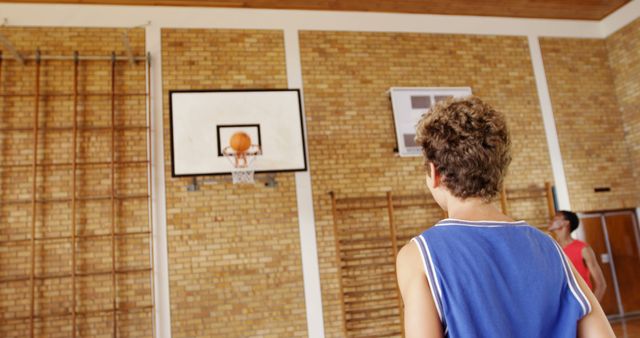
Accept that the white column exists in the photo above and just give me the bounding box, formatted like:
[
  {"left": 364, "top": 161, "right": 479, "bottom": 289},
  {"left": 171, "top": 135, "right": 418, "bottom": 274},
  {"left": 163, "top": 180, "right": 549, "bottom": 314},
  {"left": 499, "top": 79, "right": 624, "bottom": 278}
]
[
  {"left": 146, "top": 24, "right": 173, "bottom": 338},
  {"left": 284, "top": 28, "right": 326, "bottom": 338},
  {"left": 527, "top": 35, "right": 572, "bottom": 212}
]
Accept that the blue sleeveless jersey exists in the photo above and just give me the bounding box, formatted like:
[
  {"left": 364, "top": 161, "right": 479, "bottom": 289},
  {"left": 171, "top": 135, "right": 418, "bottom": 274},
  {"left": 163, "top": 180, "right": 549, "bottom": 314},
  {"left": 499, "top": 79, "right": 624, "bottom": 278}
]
[{"left": 412, "top": 219, "right": 591, "bottom": 337}]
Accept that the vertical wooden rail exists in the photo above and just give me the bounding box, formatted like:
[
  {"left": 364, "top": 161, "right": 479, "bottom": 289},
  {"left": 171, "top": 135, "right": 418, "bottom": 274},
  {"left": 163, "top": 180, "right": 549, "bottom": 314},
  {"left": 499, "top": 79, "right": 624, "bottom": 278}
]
[
  {"left": 386, "top": 192, "right": 399, "bottom": 257},
  {"left": 71, "top": 51, "right": 79, "bottom": 338},
  {"left": 110, "top": 52, "right": 118, "bottom": 337},
  {"left": 30, "top": 49, "right": 41, "bottom": 338},
  {"left": 545, "top": 181, "right": 555, "bottom": 219},
  {"left": 500, "top": 186, "right": 509, "bottom": 215},
  {"left": 145, "top": 53, "right": 156, "bottom": 336},
  {"left": 329, "top": 192, "right": 348, "bottom": 337},
  {"left": 385, "top": 192, "right": 404, "bottom": 337}
]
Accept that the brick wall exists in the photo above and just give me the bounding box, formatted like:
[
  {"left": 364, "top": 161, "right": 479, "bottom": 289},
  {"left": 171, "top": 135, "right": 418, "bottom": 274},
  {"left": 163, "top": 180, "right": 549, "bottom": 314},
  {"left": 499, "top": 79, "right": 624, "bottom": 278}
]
[
  {"left": 161, "top": 28, "right": 308, "bottom": 338},
  {"left": 4, "top": 19, "right": 638, "bottom": 338},
  {"left": 299, "top": 31, "right": 554, "bottom": 337},
  {"left": 540, "top": 37, "right": 638, "bottom": 211},
  {"left": 0, "top": 27, "right": 152, "bottom": 337},
  {"left": 607, "top": 18, "right": 640, "bottom": 202}
]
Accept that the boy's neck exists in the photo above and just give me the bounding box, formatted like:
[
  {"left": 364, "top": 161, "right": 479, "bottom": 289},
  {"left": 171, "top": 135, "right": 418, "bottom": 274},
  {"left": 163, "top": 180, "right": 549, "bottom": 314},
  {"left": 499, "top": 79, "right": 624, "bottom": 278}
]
[
  {"left": 556, "top": 231, "right": 574, "bottom": 247},
  {"left": 445, "top": 197, "right": 514, "bottom": 222}
]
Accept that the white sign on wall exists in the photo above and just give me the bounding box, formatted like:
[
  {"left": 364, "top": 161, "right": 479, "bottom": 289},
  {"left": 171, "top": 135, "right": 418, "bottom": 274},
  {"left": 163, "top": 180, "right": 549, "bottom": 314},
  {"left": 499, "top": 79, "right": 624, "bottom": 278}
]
[{"left": 389, "top": 87, "right": 472, "bottom": 157}]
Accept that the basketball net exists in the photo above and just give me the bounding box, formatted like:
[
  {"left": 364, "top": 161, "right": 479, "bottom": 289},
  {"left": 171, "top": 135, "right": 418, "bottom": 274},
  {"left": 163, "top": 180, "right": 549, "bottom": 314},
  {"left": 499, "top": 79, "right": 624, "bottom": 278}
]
[
  {"left": 222, "top": 145, "right": 261, "bottom": 184},
  {"left": 230, "top": 167, "right": 255, "bottom": 184}
]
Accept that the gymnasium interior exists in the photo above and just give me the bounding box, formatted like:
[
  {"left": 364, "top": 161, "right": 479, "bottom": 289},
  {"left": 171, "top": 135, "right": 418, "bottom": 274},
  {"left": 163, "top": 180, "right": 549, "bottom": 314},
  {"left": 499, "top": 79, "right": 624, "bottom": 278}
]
[{"left": 0, "top": 0, "right": 639, "bottom": 337}]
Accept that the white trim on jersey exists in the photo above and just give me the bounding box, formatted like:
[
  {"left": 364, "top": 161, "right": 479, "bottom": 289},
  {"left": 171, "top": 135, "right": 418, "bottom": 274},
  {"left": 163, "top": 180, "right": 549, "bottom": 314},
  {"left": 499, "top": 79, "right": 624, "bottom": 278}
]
[
  {"left": 412, "top": 237, "right": 444, "bottom": 323},
  {"left": 436, "top": 219, "right": 527, "bottom": 227},
  {"left": 551, "top": 240, "right": 592, "bottom": 317},
  {"left": 419, "top": 236, "right": 445, "bottom": 301},
  {"left": 416, "top": 236, "right": 450, "bottom": 336}
]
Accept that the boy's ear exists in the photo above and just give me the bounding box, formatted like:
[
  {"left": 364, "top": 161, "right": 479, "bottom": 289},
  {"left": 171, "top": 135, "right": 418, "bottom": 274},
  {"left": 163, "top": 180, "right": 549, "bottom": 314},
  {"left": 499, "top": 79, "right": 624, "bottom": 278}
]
[{"left": 429, "top": 162, "right": 442, "bottom": 188}]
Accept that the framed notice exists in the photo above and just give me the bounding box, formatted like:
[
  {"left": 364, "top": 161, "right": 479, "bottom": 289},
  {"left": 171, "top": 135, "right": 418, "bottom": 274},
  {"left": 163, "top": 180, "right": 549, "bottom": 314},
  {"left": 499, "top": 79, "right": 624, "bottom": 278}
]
[{"left": 389, "top": 87, "right": 472, "bottom": 157}]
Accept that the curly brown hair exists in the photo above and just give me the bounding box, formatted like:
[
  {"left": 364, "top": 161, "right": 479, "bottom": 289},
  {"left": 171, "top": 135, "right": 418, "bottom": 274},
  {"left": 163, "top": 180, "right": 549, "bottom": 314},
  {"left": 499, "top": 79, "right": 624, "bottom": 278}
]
[{"left": 415, "top": 96, "right": 511, "bottom": 201}]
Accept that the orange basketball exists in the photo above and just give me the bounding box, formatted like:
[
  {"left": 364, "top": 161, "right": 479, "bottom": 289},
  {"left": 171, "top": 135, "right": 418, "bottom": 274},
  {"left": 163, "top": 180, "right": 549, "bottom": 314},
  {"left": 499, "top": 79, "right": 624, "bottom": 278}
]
[{"left": 229, "top": 132, "right": 252, "bottom": 153}]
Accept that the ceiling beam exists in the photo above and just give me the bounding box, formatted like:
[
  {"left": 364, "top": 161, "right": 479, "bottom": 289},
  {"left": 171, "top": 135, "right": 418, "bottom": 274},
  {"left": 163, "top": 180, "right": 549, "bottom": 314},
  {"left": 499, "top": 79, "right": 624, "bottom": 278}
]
[{"left": 0, "top": 0, "right": 631, "bottom": 20}]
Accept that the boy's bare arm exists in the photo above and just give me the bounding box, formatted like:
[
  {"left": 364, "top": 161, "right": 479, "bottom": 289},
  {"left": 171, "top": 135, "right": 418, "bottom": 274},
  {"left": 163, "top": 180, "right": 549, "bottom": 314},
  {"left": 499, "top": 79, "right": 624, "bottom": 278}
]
[
  {"left": 396, "top": 242, "right": 443, "bottom": 338},
  {"left": 574, "top": 263, "right": 615, "bottom": 338},
  {"left": 582, "top": 246, "right": 607, "bottom": 302}
]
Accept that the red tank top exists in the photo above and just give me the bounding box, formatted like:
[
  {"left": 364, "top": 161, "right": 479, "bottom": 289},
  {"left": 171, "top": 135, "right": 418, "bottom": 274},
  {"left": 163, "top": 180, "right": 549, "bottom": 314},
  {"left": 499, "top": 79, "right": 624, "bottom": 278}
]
[{"left": 562, "top": 240, "right": 592, "bottom": 290}]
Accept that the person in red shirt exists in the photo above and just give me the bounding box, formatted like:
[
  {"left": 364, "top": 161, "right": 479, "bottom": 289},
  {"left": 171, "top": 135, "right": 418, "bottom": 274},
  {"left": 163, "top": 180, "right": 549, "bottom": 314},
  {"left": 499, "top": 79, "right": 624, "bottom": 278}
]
[{"left": 549, "top": 210, "right": 607, "bottom": 302}]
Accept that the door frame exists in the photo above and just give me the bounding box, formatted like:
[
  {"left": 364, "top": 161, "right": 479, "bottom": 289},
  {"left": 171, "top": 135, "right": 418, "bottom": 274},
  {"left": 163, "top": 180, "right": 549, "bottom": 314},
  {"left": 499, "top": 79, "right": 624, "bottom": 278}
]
[{"left": 579, "top": 210, "right": 640, "bottom": 319}]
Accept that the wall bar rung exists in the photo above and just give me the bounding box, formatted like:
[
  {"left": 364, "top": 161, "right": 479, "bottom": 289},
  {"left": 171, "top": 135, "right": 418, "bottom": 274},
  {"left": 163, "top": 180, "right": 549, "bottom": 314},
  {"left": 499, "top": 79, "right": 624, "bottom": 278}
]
[
  {"left": 0, "top": 92, "right": 148, "bottom": 97},
  {"left": 0, "top": 126, "right": 149, "bottom": 132},
  {"left": 1, "top": 305, "right": 154, "bottom": 322},
  {"left": 0, "top": 231, "right": 151, "bottom": 245},
  {"left": 0, "top": 54, "right": 147, "bottom": 62},
  {"left": 0, "top": 160, "right": 150, "bottom": 169},
  {"left": 1, "top": 194, "right": 150, "bottom": 205},
  {"left": 0, "top": 267, "right": 152, "bottom": 284}
]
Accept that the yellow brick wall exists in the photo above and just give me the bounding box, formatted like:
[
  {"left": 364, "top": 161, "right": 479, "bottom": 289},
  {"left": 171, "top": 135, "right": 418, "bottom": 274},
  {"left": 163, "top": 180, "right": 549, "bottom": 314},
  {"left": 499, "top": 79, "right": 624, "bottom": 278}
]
[
  {"left": 607, "top": 18, "right": 640, "bottom": 202},
  {"left": 5, "top": 21, "right": 636, "bottom": 338},
  {"left": 540, "top": 37, "right": 638, "bottom": 211},
  {"left": 161, "top": 28, "right": 308, "bottom": 338},
  {"left": 299, "top": 31, "right": 554, "bottom": 337},
  {"left": 0, "top": 27, "right": 152, "bottom": 337}
]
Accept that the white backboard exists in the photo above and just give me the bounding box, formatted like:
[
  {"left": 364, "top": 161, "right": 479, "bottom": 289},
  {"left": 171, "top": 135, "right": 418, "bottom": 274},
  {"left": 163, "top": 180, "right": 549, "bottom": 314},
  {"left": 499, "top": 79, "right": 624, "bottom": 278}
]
[{"left": 169, "top": 89, "right": 307, "bottom": 176}]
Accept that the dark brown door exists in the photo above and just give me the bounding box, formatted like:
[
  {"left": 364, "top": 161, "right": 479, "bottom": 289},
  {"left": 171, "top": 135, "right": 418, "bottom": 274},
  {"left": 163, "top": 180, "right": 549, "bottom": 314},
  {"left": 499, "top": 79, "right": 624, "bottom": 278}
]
[
  {"left": 604, "top": 212, "right": 640, "bottom": 314},
  {"left": 581, "top": 215, "right": 619, "bottom": 315}
]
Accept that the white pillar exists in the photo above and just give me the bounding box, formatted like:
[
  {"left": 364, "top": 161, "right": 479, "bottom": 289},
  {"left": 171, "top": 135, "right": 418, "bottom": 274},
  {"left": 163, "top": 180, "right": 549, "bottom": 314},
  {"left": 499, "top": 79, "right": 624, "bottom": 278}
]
[
  {"left": 284, "top": 28, "right": 326, "bottom": 338},
  {"left": 146, "top": 24, "right": 173, "bottom": 338},
  {"left": 527, "top": 35, "right": 572, "bottom": 212}
]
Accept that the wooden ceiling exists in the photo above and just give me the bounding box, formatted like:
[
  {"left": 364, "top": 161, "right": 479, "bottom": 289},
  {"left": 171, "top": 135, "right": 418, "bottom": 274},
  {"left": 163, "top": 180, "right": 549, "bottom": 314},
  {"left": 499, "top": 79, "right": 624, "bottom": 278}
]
[{"left": 0, "top": 0, "right": 631, "bottom": 20}]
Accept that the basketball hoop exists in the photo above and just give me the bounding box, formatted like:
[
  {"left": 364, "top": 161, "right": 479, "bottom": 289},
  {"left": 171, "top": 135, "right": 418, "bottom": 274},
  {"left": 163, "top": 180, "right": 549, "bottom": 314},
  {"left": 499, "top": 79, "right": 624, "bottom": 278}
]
[{"left": 222, "top": 131, "right": 262, "bottom": 184}]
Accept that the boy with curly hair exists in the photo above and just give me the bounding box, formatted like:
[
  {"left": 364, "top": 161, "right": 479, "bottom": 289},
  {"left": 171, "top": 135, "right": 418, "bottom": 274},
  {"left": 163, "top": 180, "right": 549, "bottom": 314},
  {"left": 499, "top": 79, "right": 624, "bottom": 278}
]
[{"left": 396, "top": 96, "right": 613, "bottom": 337}]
